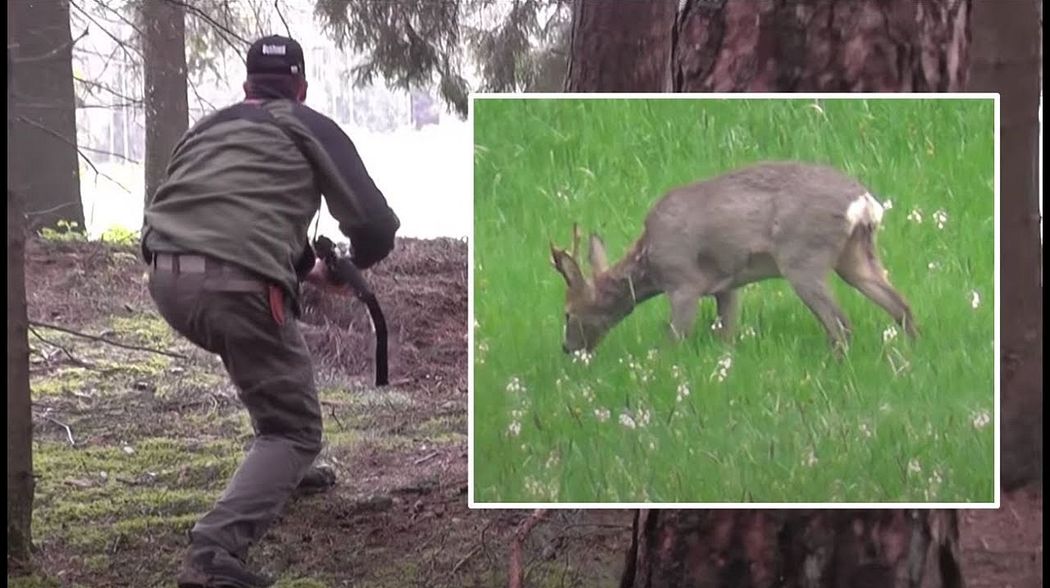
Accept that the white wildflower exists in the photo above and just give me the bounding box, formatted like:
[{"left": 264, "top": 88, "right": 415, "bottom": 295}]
[
  {"left": 802, "top": 450, "right": 818, "bottom": 467},
  {"left": 710, "top": 354, "right": 733, "bottom": 382},
  {"left": 675, "top": 382, "right": 691, "bottom": 403},
  {"left": 970, "top": 290, "right": 981, "bottom": 309},
  {"left": 882, "top": 325, "right": 899, "bottom": 343},
  {"left": 571, "top": 349, "right": 594, "bottom": 366},
  {"left": 505, "top": 377, "right": 526, "bottom": 394},
  {"left": 619, "top": 412, "right": 637, "bottom": 429},
  {"left": 971, "top": 410, "right": 991, "bottom": 430},
  {"left": 594, "top": 407, "right": 611, "bottom": 422},
  {"left": 933, "top": 209, "right": 948, "bottom": 230},
  {"left": 906, "top": 208, "right": 924, "bottom": 224}
]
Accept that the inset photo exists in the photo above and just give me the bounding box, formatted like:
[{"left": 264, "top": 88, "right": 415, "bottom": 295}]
[{"left": 470, "top": 95, "right": 997, "bottom": 506}]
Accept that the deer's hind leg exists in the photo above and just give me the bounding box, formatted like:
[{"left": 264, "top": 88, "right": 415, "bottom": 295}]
[
  {"left": 835, "top": 229, "right": 918, "bottom": 338},
  {"left": 777, "top": 247, "right": 853, "bottom": 353}
]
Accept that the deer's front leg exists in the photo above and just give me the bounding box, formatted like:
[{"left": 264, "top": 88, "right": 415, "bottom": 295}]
[
  {"left": 667, "top": 288, "right": 702, "bottom": 342},
  {"left": 714, "top": 289, "right": 739, "bottom": 343}
]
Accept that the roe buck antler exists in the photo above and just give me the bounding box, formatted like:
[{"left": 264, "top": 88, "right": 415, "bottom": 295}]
[{"left": 549, "top": 161, "right": 918, "bottom": 355}]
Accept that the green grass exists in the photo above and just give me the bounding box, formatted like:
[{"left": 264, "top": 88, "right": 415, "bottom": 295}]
[{"left": 472, "top": 97, "right": 995, "bottom": 504}]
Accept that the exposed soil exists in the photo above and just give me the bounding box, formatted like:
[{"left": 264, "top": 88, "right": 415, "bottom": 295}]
[{"left": 10, "top": 238, "right": 1043, "bottom": 587}]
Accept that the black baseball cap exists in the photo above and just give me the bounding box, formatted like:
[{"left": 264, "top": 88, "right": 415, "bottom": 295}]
[{"left": 246, "top": 35, "right": 306, "bottom": 77}]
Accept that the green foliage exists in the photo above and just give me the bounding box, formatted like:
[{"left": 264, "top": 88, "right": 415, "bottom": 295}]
[
  {"left": 99, "top": 225, "right": 140, "bottom": 246},
  {"left": 472, "top": 98, "right": 996, "bottom": 504},
  {"left": 38, "top": 219, "right": 87, "bottom": 242},
  {"left": 313, "top": 0, "right": 572, "bottom": 115}
]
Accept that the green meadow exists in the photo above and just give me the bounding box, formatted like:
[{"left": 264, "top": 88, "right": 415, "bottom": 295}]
[{"left": 472, "top": 98, "right": 995, "bottom": 504}]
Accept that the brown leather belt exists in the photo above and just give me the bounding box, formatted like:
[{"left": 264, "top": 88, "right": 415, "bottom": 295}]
[{"left": 152, "top": 253, "right": 268, "bottom": 293}]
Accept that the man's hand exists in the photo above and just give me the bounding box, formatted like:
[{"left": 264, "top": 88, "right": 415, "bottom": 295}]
[{"left": 348, "top": 220, "right": 397, "bottom": 270}]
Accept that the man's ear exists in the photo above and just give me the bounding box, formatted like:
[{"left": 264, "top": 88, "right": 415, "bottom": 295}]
[{"left": 550, "top": 244, "right": 585, "bottom": 287}]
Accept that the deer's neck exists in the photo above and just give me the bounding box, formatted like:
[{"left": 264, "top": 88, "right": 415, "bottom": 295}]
[{"left": 593, "top": 239, "right": 659, "bottom": 320}]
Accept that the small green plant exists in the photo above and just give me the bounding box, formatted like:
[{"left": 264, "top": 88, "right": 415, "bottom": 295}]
[
  {"left": 99, "top": 225, "right": 140, "bottom": 246},
  {"left": 38, "top": 219, "right": 87, "bottom": 243}
]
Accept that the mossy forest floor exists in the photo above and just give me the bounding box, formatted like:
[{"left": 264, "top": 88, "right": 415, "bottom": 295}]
[{"left": 10, "top": 238, "right": 1042, "bottom": 587}]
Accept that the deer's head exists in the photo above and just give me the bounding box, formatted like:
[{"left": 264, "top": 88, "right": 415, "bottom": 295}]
[{"left": 550, "top": 223, "right": 617, "bottom": 354}]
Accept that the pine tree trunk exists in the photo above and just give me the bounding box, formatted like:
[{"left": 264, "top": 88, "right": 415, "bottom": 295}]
[
  {"left": 141, "top": 0, "right": 189, "bottom": 204},
  {"left": 7, "top": 28, "right": 37, "bottom": 568},
  {"left": 562, "top": 2, "right": 984, "bottom": 586},
  {"left": 10, "top": 0, "right": 85, "bottom": 232},
  {"left": 565, "top": 0, "right": 678, "bottom": 92},
  {"left": 565, "top": 0, "right": 971, "bottom": 93},
  {"left": 968, "top": 0, "right": 1043, "bottom": 493},
  {"left": 621, "top": 510, "right": 963, "bottom": 588}
]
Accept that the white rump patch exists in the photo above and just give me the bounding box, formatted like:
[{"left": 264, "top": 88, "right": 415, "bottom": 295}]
[{"left": 845, "top": 192, "right": 884, "bottom": 231}]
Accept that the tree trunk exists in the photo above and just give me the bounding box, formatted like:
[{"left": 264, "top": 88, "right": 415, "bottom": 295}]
[
  {"left": 968, "top": 0, "right": 1043, "bottom": 493},
  {"left": 621, "top": 510, "right": 963, "bottom": 588},
  {"left": 566, "top": 0, "right": 971, "bottom": 93},
  {"left": 562, "top": 2, "right": 989, "bottom": 586},
  {"left": 140, "top": 0, "right": 189, "bottom": 204},
  {"left": 565, "top": 0, "right": 678, "bottom": 92},
  {"left": 7, "top": 25, "right": 37, "bottom": 568},
  {"left": 10, "top": 0, "right": 84, "bottom": 232}
]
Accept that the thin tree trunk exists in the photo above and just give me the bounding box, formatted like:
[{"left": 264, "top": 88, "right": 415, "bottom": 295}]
[
  {"left": 620, "top": 510, "right": 963, "bottom": 588},
  {"left": 7, "top": 30, "right": 37, "bottom": 568},
  {"left": 140, "top": 0, "right": 189, "bottom": 204},
  {"left": 565, "top": 0, "right": 677, "bottom": 92},
  {"left": 968, "top": 0, "right": 1043, "bottom": 493},
  {"left": 10, "top": 0, "right": 85, "bottom": 232}
]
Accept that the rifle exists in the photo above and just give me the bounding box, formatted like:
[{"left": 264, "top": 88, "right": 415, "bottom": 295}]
[{"left": 312, "top": 235, "right": 389, "bottom": 387}]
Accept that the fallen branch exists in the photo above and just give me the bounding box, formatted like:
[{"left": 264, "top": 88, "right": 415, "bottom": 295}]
[
  {"left": 509, "top": 509, "right": 549, "bottom": 588},
  {"left": 414, "top": 451, "right": 440, "bottom": 465},
  {"left": 28, "top": 325, "right": 95, "bottom": 368},
  {"left": 42, "top": 413, "right": 76, "bottom": 446},
  {"left": 28, "top": 320, "right": 188, "bottom": 360},
  {"left": 451, "top": 544, "right": 481, "bottom": 575}
]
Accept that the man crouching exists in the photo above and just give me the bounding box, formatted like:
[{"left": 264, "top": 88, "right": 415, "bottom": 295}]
[{"left": 140, "top": 35, "right": 400, "bottom": 587}]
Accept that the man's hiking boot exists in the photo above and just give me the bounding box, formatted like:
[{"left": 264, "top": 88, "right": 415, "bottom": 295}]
[
  {"left": 176, "top": 549, "right": 274, "bottom": 588},
  {"left": 295, "top": 463, "right": 337, "bottom": 496}
]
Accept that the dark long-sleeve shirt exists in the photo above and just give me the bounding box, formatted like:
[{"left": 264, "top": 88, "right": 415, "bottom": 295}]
[{"left": 142, "top": 98, "right": 400, "bottom": 301}]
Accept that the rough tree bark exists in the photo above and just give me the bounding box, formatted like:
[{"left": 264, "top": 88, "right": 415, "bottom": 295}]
[
  {"left": 621, "top": 510, "right": 962, "bottom": 588},
  {"left": 968, "top": 0, "right": 1043, "bottom": 493},
  {"left": 9, "top": 0, "right": 85, "bottom": 232},
  {"left": 565, "top": 0, "right": 678, "bottom": 92},
  {"left": 140, "top": 0, "right": 189, "bottom": 204},
  {"left": 7, "top": 19, "right": 37, "bottom": 568},
  {"left": 566, "top": 0, "right": 971, "bottom": 93},
  {"left": 562, "top": 1, "right": 999, "bottom": 586}
]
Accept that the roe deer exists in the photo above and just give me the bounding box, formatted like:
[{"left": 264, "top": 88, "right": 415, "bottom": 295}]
[{"left": 549, "top": 161, "right": 917, "bottom": 355}]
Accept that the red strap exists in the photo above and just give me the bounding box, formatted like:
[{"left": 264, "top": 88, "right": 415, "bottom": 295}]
[{"left": 268, "top": 285, "right": 286, "bottom": 326}]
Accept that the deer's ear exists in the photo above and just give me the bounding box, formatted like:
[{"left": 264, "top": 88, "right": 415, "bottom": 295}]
[
  {"left": 551, "top": 245, "right": 586, "bottom": 287},
  {"left": 588, "top": 232, "right": 609, "bottom": 274}
]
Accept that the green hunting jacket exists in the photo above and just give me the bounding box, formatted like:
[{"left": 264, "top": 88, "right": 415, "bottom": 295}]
[{"left": 141, "top": 98, "right": 400, "bottom": 310}]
